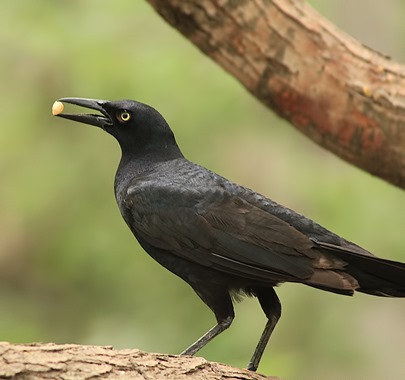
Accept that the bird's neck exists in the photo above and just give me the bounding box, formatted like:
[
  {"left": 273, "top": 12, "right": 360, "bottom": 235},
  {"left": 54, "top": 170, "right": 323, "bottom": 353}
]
[
  {"left": 114, "top": 144, "right": 184, "bottom": 198},
  {"left": 118, "top": 140, "right": 184, "bottom": 169}
]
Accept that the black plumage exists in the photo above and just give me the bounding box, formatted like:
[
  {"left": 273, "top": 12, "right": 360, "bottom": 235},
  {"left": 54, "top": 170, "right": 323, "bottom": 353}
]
[{"left": 54, "top": 97, "right": 405, "bottom": 371}]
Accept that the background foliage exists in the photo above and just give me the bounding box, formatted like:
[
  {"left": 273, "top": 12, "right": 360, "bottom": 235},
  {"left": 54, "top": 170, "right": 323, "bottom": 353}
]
[{"left": 1, "top": 1, "right": 404, "bottom": 379}]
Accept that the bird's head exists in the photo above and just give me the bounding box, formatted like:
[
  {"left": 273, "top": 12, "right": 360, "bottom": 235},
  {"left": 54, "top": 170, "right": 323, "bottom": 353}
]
[{"left": 52, "top": 97, "right": 182, "bottom": 160}]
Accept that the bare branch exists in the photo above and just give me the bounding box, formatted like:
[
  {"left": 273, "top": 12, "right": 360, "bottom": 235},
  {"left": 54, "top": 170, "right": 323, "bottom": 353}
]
[{"left": 147, "top": 0, "right": 405, "bottom": 189}]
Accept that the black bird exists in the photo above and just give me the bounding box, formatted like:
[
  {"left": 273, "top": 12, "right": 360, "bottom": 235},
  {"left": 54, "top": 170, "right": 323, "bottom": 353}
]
[{"left": 53, "top": 97, "right": 405, "bottom": 371}]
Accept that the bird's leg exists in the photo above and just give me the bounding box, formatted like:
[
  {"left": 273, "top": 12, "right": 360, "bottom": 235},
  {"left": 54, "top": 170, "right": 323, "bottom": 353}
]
[
  {"left": 247, "top": 315, "right": 279, "bottom": 371},
  {"left": 181, "top": 286, "right": 234, "bottom": 356},
  {"left": 247, "top": 287, "right": 281, "bottom": 371},
  {"left": 181, "top": 315, "right": 233, "bottom": 355}
]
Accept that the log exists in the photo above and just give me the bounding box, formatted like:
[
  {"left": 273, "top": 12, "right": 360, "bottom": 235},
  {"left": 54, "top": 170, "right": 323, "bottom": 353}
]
[{"left": 0, "top": 342, "right": 279, "bottom": 380}]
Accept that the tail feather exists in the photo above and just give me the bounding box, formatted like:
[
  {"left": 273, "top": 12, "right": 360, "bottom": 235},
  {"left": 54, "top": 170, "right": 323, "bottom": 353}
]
[{"left": 314, "top": 241, "right": 405, "bottom": 297}]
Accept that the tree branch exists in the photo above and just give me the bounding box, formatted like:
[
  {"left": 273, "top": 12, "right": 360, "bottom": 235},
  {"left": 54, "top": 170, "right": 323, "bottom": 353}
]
[
  {"left": 0, "top": 342, "right": 279, "bottom": 380},
  {"left": 146, "top": 0, "right": 405, "bottom": 189}
]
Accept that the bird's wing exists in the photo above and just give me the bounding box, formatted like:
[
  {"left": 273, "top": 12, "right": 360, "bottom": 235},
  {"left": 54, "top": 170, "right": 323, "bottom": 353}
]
[
  {"left": 126, "top": 186, "right": 353, "bottom": 288},
  {"left": 198, "top": 196, "right": 317, "bottom": 280}
]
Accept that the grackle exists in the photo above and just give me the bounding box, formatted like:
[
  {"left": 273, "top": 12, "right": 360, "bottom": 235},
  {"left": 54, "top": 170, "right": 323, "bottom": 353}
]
[{"left": 53, "top": 97, "right": 405, "bottom": 371}]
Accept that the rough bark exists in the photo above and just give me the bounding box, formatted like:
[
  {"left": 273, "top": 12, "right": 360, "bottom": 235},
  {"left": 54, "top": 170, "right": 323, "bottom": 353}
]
[
  {"left": 146, "top": 0, "right": 405, "bottom": 189},
  {"left": 0, "top": 342, "right": 279, "bottom": 380}
]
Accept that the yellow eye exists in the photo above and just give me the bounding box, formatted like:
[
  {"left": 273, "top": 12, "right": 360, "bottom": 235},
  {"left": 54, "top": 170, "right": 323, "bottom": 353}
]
[{"left": 119, "top": 111, "right": 131, "bottom": 122}]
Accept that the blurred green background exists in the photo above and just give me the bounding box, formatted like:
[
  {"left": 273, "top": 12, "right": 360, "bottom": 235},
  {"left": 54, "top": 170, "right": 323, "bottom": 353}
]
[{"left": 1, "top": 1, "right": 404, "bottom": 379}]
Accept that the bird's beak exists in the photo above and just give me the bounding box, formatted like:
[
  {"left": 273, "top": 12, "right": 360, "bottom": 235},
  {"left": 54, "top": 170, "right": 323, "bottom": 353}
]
[{"left": 52, "top": 97, "right": 113, "bottom": 129}]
